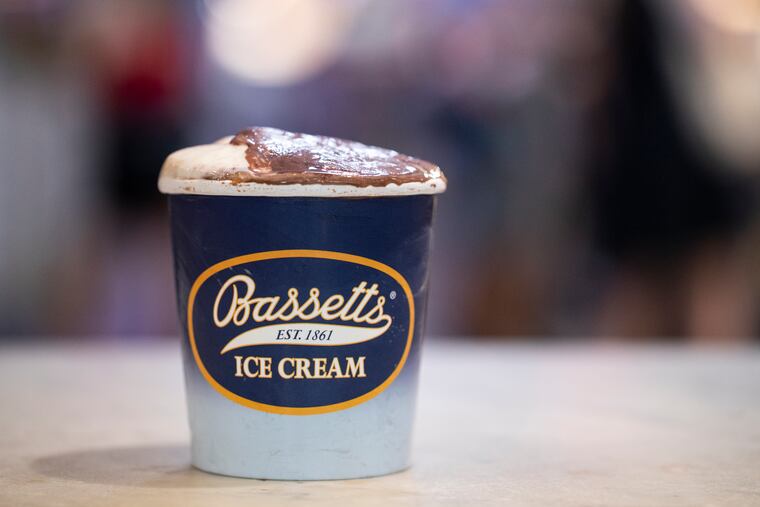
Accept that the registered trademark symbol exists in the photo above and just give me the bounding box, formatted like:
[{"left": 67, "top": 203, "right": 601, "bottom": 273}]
[{"left": 389, "top": 291, "right": 397, "bottom": 300}]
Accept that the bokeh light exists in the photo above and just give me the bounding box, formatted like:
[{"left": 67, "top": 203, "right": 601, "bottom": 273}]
[{"left": 203, "top": 0, "right": 355, "bottom": 86}]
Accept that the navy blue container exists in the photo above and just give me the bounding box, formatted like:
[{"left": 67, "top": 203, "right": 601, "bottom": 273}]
[{"left": 169, "top": 194, "right": 436, "bottom": 479}]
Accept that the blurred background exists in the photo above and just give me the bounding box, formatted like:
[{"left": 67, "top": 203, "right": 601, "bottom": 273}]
[{"left": 1, "top": 0, "right": 759, "bottom": 342}]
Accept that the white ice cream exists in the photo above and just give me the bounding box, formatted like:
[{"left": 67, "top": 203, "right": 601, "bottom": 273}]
[{"left": 158, "top": 138, "right": 447, "bottom": 198}]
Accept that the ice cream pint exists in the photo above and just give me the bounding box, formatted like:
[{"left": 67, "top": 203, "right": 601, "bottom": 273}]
[{"left": 159, "top": 127, "right": 446, "bottom": 480}]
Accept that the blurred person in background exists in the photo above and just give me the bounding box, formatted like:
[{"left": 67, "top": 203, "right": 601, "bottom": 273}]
[
  {"left": 0, "top": 0, "right": 191, "bottom": 337},
  {"left": 585, "top": 0, "right": 759, "bottom": 340},
  {"left": 49, "top": 0, "right": 194, "bottom": 336}
]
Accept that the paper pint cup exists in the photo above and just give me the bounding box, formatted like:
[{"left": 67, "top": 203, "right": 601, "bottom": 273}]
[{"left": 167, "top": 193, "right": 438, "bottom": 479}]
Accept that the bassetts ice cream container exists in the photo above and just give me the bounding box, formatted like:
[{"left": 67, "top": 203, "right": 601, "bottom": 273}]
[{"left": 158, "top": 127, "right": 446, "bottom": 480}]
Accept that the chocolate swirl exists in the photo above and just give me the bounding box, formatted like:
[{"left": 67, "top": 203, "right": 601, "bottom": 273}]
[{"left": 228, "top": 127, "right": 443, "bottom": 187}]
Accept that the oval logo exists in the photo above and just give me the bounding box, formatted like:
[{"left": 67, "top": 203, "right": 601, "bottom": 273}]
[{"left": 187, "top": 250, "right": 415, "bottom": 415}]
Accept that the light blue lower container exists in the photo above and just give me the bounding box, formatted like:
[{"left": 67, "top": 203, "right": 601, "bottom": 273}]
[{"left": 184, "top": 360, "right": 418, "bottom": 479}]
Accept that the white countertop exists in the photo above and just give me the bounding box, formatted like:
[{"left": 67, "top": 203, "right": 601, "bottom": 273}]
[{"left": 1, "top": 339, "right": 759, "bottom": 506}]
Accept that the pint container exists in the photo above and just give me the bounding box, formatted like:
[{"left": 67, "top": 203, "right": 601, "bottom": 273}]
[{"left": 160, "top": 130, "right": 445, "bottom": 480}]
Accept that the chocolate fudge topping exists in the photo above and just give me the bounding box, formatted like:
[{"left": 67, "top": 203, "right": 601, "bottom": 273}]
[{"left": 227, "top": 127, "right": 443, "bottom": 187}]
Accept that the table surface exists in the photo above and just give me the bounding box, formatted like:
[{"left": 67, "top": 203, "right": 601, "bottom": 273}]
[{"left": 1, "top": 340, "right": 759, "bottom": 507}]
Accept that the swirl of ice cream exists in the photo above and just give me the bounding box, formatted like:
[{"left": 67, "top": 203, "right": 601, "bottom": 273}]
[{"left": 158, "top": 127, "right": 447, "bottom": 197}]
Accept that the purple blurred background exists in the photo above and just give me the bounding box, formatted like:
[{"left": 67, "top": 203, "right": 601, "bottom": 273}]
[{"left": 1, "top": 0, "right": 759, "bottom": 341}]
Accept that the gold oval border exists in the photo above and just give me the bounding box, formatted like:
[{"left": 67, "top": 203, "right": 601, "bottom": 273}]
[{"left": 187, "top": 249, "right": 415, "bottom": 416}]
